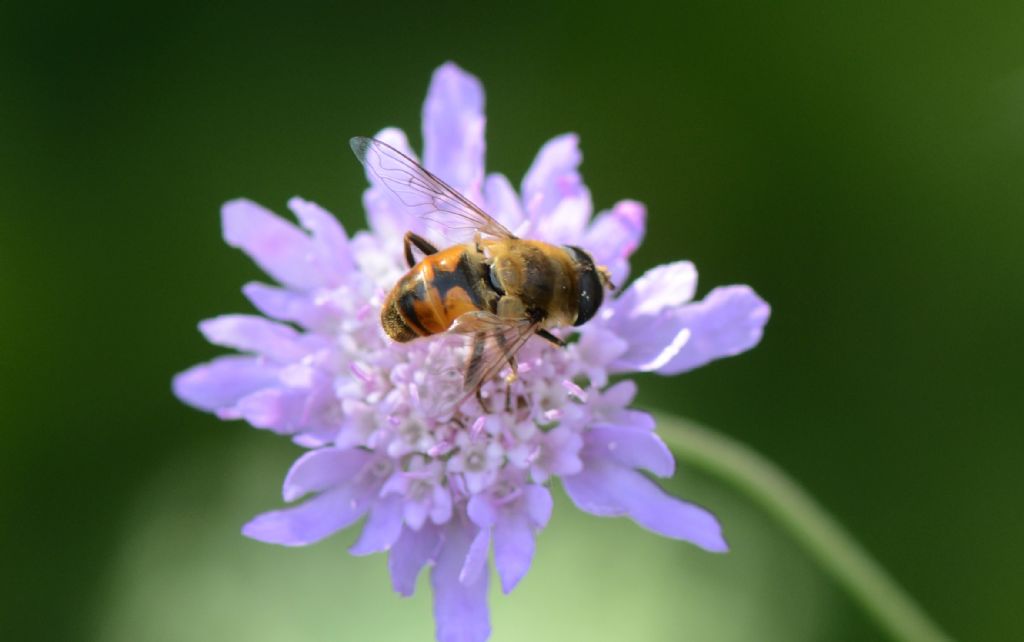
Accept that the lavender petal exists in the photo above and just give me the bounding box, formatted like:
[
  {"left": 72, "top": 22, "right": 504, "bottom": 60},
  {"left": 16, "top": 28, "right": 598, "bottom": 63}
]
[
  {"left": 614, "top": 467, "right": 728, "bottom": 552},
  {"left": 522, "top": 133, "right": 592, "bottom": 243},
  {"left": 493, "top": 514, "right": 534, "bottom": 594},
  {"left": 287, "top": 196, "right": 354, "bottom": 286},
  {"left": 388, "top": 524, "right": 441, "bottom": 597},
  {"left": 607, "top": 319, "right": 691, "bottom": 374},
  {"left": 612, "top": 260, "right": 697, "bottom": 318},
  {"left": 360, "top": 127, "right": 426, "bottom": 241},
  {"left": 231, "top": 387, "right": 307, "bottom": 433},
  {"left": 221, "top": 198, "right": 319, "bottom": 290},
  {"left": 583, "top": 199, "right": 647, "bottom": 285},
  {"left": 172, "top": 355, "right": 278, "bottom": 412},
  {"left": 585, "top": 425, "right": 675, "bottom": 478},
  {"left": 657, "top": 285, "right": 771, "bottom": 375},
  {"left": 466, "top": 493, "right": 498, "bottom": 528},
  {"left": 241, "top": 485, "right": 371, "bottom": 547},
  {"left": 459, "top": 526, "right": 490, "bottom": 586},
  {"left": 422, "top": 62, "right": 486, "bottom": 198},
  {"left": 561, "top": 461, "right": 626, "bottom": 518},
  {"left": 601, "top": 261, "right": 705, "bottom": 373},
  {"left": 350, "top": 495, "right": 404, "bottom": 556},
  {"left": 241, "top": 282, "right": 328, "bottom": 330},
  {"left": 484, "top": 172, "right": 526, "bottom": 232},
  {"left": 282, "top": 448, "right": 373, "bottom": 502},
  {"left": 198, "top": 314, "right": 306, "bottom": 363},
  {"left": 523, "top": 484, "right": 553, "bottom": 528},
  {"left": 563, "top": 459, "right": 727, "bottom": 552},
  {"left": 432, "top": 522, "right": 491, "bottom": 642}
]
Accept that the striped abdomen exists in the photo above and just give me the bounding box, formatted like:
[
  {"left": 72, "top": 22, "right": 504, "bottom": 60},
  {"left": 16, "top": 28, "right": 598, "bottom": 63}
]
[{"left": 381, "top": 245, "right": 489, "bottom": 342}]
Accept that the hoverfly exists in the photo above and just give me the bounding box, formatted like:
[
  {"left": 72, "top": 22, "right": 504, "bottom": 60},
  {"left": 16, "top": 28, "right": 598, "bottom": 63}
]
[{"left": 350, "top": 136, "right": 613, "bottom": 407}]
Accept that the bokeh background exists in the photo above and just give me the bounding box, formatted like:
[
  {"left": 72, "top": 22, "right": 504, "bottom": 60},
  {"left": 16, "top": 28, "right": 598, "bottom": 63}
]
[{"left": 3, "top": 1, "right": 1022, "bottom": 640}]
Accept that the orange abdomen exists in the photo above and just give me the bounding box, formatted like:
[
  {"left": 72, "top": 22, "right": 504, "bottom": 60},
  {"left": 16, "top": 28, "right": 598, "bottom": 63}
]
[{"left": 380, "top": 245, "right": 487, "bottom": 342}]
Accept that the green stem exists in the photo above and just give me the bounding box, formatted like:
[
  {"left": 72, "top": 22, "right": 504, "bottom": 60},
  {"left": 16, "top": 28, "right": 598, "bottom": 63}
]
[{"left": 655, "top": 413, "right": 952, "bottom": 642}]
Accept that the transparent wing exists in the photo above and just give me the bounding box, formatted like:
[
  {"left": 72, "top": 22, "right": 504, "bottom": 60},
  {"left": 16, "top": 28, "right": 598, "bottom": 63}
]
[
  {"left": 350, "top": 136, "right": 516, "bottom": 240},
  {"left": 450, "top": 311, "right": 540, "bottom": 405}
]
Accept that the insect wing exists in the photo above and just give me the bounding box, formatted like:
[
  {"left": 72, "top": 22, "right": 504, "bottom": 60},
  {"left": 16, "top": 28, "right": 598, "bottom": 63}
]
[
  {"left": 350, "top": 136, "right": 516, "bottom": 241},
  {"left": 450, "top": 311, "right": 540, "bottom": 404}
]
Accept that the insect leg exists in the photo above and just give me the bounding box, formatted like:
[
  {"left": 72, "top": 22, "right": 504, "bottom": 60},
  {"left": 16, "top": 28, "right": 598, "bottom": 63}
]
[
  {"left": 476, "top": 387, "right": 492, "bottom": 414},
  {"left": 535, "top": 329, "right": 567, "bottom": 348},
  {"left": 493, "top": 329, "right": 518, "bottom": 380},
  {"left": 466, "top": 331, "right": 489, "bottom": 408},
  {"left": 403, "top": 232, "right": 440, "bottom": 268}
]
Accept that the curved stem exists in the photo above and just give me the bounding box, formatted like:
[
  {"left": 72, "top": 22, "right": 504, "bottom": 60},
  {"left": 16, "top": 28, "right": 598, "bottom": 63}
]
[{"left": 656, "top": 413, "right": 952, "bottom": 642}]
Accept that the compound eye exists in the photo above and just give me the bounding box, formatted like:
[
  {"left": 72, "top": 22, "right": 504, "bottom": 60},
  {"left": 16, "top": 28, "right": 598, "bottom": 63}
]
[
  {"left": 487, "top": 263, "right": 505, "bottom": 295},
  {"left": 574, "top": 268, "right": 603, "bottom": 326},
  {"left": 565, "top": 245, "right": 603, "bottom": 326}
]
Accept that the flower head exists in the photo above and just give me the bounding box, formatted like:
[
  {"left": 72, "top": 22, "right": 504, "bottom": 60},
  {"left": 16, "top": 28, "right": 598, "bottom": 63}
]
[{"left": 174, "top": 62, "right": 770, "bottom": 642}]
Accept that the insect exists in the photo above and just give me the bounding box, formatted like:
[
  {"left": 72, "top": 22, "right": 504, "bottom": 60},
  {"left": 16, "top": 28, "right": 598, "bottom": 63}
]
[{"left": 350, "top": 136, "right": 614, "bottom": 405}]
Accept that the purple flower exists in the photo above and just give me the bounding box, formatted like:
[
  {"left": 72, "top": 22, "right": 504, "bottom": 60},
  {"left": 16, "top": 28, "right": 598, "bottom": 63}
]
[{"left": 174, "top": 62, "right": 770, "bottom": 642}]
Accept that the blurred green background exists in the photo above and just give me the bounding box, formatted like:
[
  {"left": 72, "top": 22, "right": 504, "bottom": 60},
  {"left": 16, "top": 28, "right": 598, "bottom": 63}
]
[{"left": 3, "top": 1, "right": 1022, "bottom": 640}]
